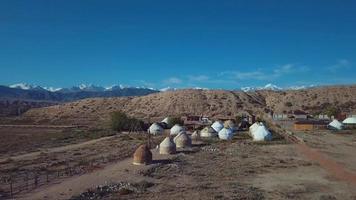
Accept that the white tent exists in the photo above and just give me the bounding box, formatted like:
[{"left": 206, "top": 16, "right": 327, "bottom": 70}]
[
  {"left": 328, "top": 119, "right": 344, "bottom": 130},
  {"left": 249, "top": 122, "right": 260, "bottom": 136},
  {"left": 174, "top": 131, "right": 192, "bottom": 148},
  {"left": 218, "top": 128, "right": 233, "bottom": 140},
  {"left": 251, "top": 124, "right": 272, "bottom": 141},
  {"left": 149, "top": 123, "right": 163, "bottom": 135},
  {"left": 211, "top": 121, "right": 224, "bottom": 132},
  {"left": 224, "top": 120, "right": 237, "bottom": 131},
  {"left": 161, "top": 117, "right": 170, "bottom": 124},
  {"left": 159, "top": 137, "right": 176, "bottom": 154},
  {"left": 343, "top": 117, "right": 356, "bottom": 124},
  {"left": 170, "top": 124, "right": 185, "bottom": 136},
  {"left": 200, "top": 126, "right": 218, "bottom": 138}
]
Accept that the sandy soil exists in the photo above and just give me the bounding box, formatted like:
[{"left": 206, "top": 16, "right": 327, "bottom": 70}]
[{"left": 11, "top": 131, "right": 356, "bottom": 200}]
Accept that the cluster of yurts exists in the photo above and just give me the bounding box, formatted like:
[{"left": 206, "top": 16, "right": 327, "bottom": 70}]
[{"left": 133, "top": 118, "right": 272, "bottom": 165}]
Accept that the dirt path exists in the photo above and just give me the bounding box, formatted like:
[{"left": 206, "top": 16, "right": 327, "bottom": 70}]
[
  {"left": 296, "top": 142, "right": 356, "bottom": 186},
  {"left": 0, "top": 135, "right": 116, "bottom": 162},
  {"left": 16, "top": 150, "right": 171, "bottom": 200}
]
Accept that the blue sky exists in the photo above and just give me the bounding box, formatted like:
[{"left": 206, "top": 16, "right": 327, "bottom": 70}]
[{"left": 0, "top": 0, "right": 355, "bottom": 90}]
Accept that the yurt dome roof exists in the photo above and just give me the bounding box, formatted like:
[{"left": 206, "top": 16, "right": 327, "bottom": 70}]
[
  {"left": 249, "top": 122, "right": 260, "bottom": 135},
  {"left": 133, "top": 144, "right": 152, "bottom": 165},
  {"left": 251, "top": 124, "right": 272, "bottom": 141},
  {"left": 174, "top": 131, "right": 192, "bottom": 148},
  {"left": 211, "top": 121, "right": 224, "bottom": 132},
  {"left": 170, "top": 124, "right": 185, "bottom": 136},
  {"left": 149, "top": 123, "right": 163, "bottom": 135},
  {"left": 343, "top": 117, "right": 356, "bottom": 124},
  {"left": 218, "top": 128, "right": 234, "bottom": 140},
  {"left": 191, "top": 130, "right": 200, "bottom": 140},
  {"left": 159, "top": 137, "right": 176, "bottom": 154},
  {"left": 200, "top": 126, "right": 218, "bottom": 137},
  {"left": 161, "top": 117, "right": 170, "bottom": 124},
  {"left": 224, "top": 120, "right": 236, "bottom": 129},
  {"left": 328, "top": 119, "right": 343, "bottom": 130}
]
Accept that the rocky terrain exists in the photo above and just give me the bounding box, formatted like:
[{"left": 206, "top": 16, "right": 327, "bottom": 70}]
[{"left": 21, "top": 85, "right": 356, "bottom": 126}]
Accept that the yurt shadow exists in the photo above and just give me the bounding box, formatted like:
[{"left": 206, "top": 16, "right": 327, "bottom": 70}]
[
  {"left": 151, "top": 159, "right": 173, "bottom": 165},
  {"left": 176, "top": 149, "right": 199, "bottom": 154},
  {"left": 192, "top": 143, "right": 208, "bottom": 148}
]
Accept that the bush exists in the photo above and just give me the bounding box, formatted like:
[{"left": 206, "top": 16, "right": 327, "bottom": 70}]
[
  {"left": 110, "top": 111, "right": 144, "bottom": 132},
  {"left": 167, "top": 117, "right": 183, "bottom": 127},
  {"left": 285, "top": 102, "right": 293, "bottom": 107},
  {"left": 324, "top": 106, "right": 340, "bottom": 118}
]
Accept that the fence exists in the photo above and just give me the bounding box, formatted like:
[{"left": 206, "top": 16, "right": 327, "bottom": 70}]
[{"left": 0, "top": 154, "right": 118, "bottom": 199}]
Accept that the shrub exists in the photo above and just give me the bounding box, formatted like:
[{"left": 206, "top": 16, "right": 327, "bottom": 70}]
[
  {"left": 110, "top": 111, "right": 144, "bottom": 132},
  {"left": 167, "top": 117, "right": 184, "bottom": 127},
  {"left": 285, "top": 102, "right": 293, "bottom": 107},
  {"left": 324, "top": 106, "right": 340, "bottom": 118}
]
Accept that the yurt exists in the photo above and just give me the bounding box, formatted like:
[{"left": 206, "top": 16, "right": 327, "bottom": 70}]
[
  {"left": 249, "top": 122, "right": 260, "bottom": 136},
  {"left": 174, "top": 131, "right": 192, "bottom": 148},
  {"left": 200, "top": 126, "right": 218, "bottom": 138},
  {"left": 251, "top": 124, "right": 272, "bottom": 141},
  {"left": 161, "top": 117, "right": 170, "bottom": 124},
  {"left": 211, "top": 121, "right": 224, "bottom": 132},
  {"left": 224, "top": 120, "right": 236, "bottom": 131},
  {"left": 191, "top": 130, "right": 201, "bottom": 141},
  {"left": 343, "top": 117, "right": 356, "bottom": 129},
  {"left": 328, "top": 119, "right": 344, "bottom": 130},
  {"left": 343, "top": 117, "right": 356, "bottom": 124},
  {"left": 149, "top": 123, "right": 163, "bottom": 135},
  {"left": 218, "top": 128, "right": 234, "bottom": 140},
  {"left": 133, "top": 144, "right": 152, "bottom": 165},
  {"left": 170, "top": 124, "right": 185, "bottom": 136},
  {"left": 159, "top": 137, "right": 176, "bottom": 154}
]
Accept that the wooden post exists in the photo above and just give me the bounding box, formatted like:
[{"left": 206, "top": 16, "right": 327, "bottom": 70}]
[
  {"left": 9, "top": 176, "right": 13, "bottom": 197},
  {"left": 34, "top": 173, "right": 38, "bottom": 188},
  {"left": 25, "top": 172, "right": 29, "bottom": 190},
  {"left": 46, "top": 171, "right": 49, "bottom": 183}
]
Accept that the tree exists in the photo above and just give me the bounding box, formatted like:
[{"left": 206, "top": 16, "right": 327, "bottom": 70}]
[
  {"left": 110, "top": 111, "right": 144, "bottom": 132},
  {"left": 324, "top": 106, "right": 340, "bottom": 118},
  {"left": 167, "top": 117, "right": 183, "bottom": 127},
  {"left": 285, "top": 102, "right": 293, "bottom": 107}
]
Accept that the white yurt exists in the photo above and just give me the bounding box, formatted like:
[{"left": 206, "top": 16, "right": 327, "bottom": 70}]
[
  {"left": 218, "top": 128, "right": 234, "bottom": 140},
  {"left": 328, "top": 119, "right": 344, "bottom": 130},
  {"left": 211, "top": 121, "right": 224, "bottom": 132},
  {"left": 149, "top": 123, "right": 163, "bottom": 135},
  {"left": 159, "top": 137, "right": 176, "bottom": 154},
  {"left": 249, "top": 122, "right": 260, "bottom": 136},
  {"left": 251, "top": 124, "right": 272, "bottom": 141},
  {"left": 343, "top": 117, "right": 356, "bottom": 124},
  {"left": 224, "top": 120, "right": 237, "bottom": 131},
  {"left": 170, "top": 124, "right": 185, "bottom": 136},
  {"left": 161, "top": 117, "right": 170, "bottom": 124},
  {"left": 191, "top": 130, "right": 201, "bottom": 141},
  {"left": 200, "top": 127, "right": 218, "bottom": 138},
  {"left": 174, "top": 131, "right": 192, "bottom": 148}
]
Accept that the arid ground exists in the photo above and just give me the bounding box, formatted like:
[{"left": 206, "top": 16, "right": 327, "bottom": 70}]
[{"left": 1, "top": 124, "right": 356, "bottom": 200}]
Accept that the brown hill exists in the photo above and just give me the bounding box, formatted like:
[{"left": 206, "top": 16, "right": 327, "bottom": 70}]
[{"left": 22, "top": 85, "right": 356, "bottom": 126}]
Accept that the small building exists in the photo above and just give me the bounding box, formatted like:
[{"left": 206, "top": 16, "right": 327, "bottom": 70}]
[
  {"left": 294, "top": 120, "right": 329, "bottom": 131},
  {"left": 293, "top": 110, "right": 308, "bottom": 120},
  {"left": 273, "top": 113, "right": 288, "bottom": 120},
  {"left": 182, "top": 115, "right": 211, "bottom": 125},
  {"left": 318, "top": 114, "right": 330, "bottom": 120}
]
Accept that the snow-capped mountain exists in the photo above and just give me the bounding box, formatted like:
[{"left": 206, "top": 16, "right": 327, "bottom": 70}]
[
  {"left": 241, "top": 83, "right": 313, "bottom": 92},
  {"left": 159, "top": 87, "right": 177, "bottom": 92},
  {"left": 1, "top": 83, "right": 158, "bottom": 102},
  {"left": 241, "top": 83, "right": 282, "bottom": 92},
  {"left": 9, "top": 83, "right": 40, "bottom": 90}
]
